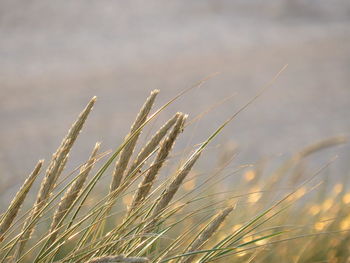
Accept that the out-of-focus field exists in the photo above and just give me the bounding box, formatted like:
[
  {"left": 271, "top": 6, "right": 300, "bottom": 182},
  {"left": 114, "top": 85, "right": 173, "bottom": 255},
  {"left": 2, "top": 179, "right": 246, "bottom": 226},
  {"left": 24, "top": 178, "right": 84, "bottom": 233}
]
[{"left": 0, "top": 0, "right": 349, "bottom": 190}]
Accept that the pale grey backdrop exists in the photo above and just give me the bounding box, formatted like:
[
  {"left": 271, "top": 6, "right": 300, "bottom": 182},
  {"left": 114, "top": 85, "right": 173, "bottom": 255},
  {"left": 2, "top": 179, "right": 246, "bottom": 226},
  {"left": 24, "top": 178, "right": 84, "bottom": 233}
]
[{"left": 1, "top": 1, "right": 349, "bottom": 197}]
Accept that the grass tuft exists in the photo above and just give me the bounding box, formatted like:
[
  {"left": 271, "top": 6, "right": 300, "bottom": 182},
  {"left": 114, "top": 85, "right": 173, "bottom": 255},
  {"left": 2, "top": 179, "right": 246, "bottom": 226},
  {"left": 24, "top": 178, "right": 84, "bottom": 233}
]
[{"left": 0, "top": 89, "right": 349, "bottom": 263}]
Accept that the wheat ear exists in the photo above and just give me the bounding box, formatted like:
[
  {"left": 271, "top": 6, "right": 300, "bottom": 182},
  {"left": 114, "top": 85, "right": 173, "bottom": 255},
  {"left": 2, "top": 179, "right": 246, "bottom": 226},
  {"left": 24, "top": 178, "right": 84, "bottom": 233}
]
[
  {"left": 36, "top": 96, "right": 96, "bottom": 210},
  {"left": 180, "top": 206, "right": 234, "bottom": 263},
  {"left": 152, "top": 148, "right": 201, "bottom": 218},
  {"left": 14, "top": 96, "right": 96, "bottom": 257},
  {"left": 110, "top": 90, "right": 159, "bottom": 192},
  {"left": 129, "top": 113, "right": 186, "bottom": 213},
  {"left": 48, "top": 142, "right": 100, "bottom": 242},
  {"left": 126, "top": 112, "right": 180, "bottom": 179},
  {"left": 141, "top": 147, "right": 201, "bottom": 234},
  {"left": 0, "top": 160, "right": 43, "bottom": 242},
  {"left": 87, "top": 255, "right": 149, "bottom": 263},
  {"left": 56, "top": 153, "right": 69, "bottom": 183},
  {"left": 298, "top": 136, "right": 348, "bottom": 160}
]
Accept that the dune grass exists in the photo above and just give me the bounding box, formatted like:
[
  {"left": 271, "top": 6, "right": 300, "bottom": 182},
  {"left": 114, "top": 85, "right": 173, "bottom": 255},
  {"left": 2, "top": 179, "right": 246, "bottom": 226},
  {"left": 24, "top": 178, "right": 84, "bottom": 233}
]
[{"left": 0, "top": 89, "right": 349, "bottom": 263}]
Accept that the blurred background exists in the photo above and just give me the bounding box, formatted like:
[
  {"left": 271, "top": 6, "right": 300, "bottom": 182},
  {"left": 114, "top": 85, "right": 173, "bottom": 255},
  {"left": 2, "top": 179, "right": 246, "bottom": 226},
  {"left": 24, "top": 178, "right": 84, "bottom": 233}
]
[{"left": 1, "top": 0, "right": 350, "bottom": 193}]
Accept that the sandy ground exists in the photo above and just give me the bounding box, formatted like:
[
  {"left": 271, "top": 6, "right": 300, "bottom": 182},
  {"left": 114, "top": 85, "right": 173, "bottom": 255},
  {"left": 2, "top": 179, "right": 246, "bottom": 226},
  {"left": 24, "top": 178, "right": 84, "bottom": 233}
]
[{"left": 0, "top": 1, "right": 350, "bottom": 198}]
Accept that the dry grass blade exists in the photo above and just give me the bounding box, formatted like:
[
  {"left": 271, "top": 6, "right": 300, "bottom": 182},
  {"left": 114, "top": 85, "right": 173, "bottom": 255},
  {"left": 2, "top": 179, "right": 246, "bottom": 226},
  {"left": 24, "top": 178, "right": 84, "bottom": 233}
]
[
  {"left": 180, "top": 206, "right": 234, "bottom": 263},
  {"left": 87, "top": 255, "right": 149, "bottom": 263},
  {"left": 110, "top": 90, "right": 159, "bottom": 192},
  {"left": 126, "top": 112, "right": 180, "bottom": 179},
  {"left": 14, "top": 96, "right": 96, "bottom": 258},
  {"left": 0, "top": 160, "right": 43, "bottom": 242},
  {"left": 48, "top": 142, "right": 101, "bottom": 242},
  {"left": 129, "top": 113, "right": 186, "bottom": 213}
]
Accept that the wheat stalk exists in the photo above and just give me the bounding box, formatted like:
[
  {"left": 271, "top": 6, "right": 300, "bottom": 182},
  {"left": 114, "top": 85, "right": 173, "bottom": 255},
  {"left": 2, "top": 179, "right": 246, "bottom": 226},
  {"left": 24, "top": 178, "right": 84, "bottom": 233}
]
[
  {"left": 126, "top": 112, "right": 180, "bottom": 179},
  {"left": 298, "top": 136, "right": 348, "bottom": 160},
  {"left": 129, "top": 113, "right": 186, "bottom": 213},
  {"left": 0, "top": 160, "right": 43, "bottom": 242},
  {"left": 14, "top": 96, "right": 96, "bottom": 258},
  {"left": 56, "top": 153, "right": 69, "bottom": 183},
  {"left": 37, "top": 96, "right": 96, "bottom": 207},
  {"left": 110, "top": 90, "right": 159, "bottom": 192},
  {"left": 152, "top": 149, "right": 201, "bottom": 218},
  {"left": 141, "top": 147, "right": 201, "bottom": 235},
  {"left": 48, "top": 142, "right": 101, "bottom": 242},
  {"left": 180, "top": 206, "right": 234, "bottom": 263}
]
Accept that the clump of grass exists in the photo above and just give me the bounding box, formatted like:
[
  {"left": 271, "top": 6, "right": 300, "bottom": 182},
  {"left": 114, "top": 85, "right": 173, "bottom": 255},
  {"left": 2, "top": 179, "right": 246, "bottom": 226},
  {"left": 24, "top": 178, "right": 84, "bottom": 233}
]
[{"left": 0, "top": 90, "right": 349, "bottom": 263}]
